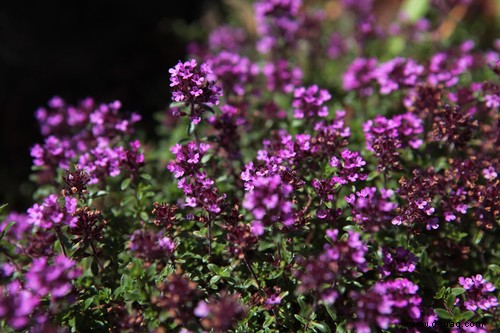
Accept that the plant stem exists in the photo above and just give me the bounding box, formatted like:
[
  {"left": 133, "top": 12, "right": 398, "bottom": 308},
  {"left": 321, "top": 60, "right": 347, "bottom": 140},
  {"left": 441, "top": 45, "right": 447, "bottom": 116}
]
[
  {"left": 243, "top": 253, "right": 261, "bottom": 291},
  {"left": 0, "top": 247, "right": 23, "bottom": 272},
  {"left": 90, "top": 241, "right": 104, "bottom": 271},
  {"left": 55, "top": 229, "right": 68, "bottom": 257}
]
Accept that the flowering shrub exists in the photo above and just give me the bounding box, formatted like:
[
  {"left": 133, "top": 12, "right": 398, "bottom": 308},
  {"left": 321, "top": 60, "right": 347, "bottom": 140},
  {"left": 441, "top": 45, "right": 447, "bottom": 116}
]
[{"left": 1, "top": 0, "right": 499, "bottom": 332}]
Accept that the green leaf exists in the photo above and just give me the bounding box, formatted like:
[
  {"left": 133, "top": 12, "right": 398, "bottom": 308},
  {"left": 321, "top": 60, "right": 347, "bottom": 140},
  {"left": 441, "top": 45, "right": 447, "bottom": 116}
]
[
  {"left": 402, "top": 0, "right": 429, "bottom": 22},
  {"left": 94, "top": 190, "right": 108, "bottom": 198},
  {"left": 325, "top": 304, "right": 337, "bottom": 321},
  {"left": 446, "top": 294, "right": 456, "bottom": 308},
  {"left": 451, "top": 287, "right": 465, "bottom": 297},
  {"left": 435, "top": 286, "right": 446, "bottom": 299},
  {"left": 210, "top": 275, "right": 221, "bottom": 285},
  {"left": 201, "top": 153, "right": 212, "bottom": 164},
  {"left": 188, "top": 122, "right": 196, "bottom": 136},
  {"left": 140, "top": 173, "right": 152, "bottom": 181},
  {"left": 461, "top": 311, "right": 475, "bottom": 321},
  {"left": 294, "top": 314, "right": 308, "bottom": 325},
  {"left": 83, "top": 298, "right": 94, "bottom": 310},
  {"left": 263, "top": 315, "right": 274, "bottom": 328},
  {"left": 434, "top": 308, "right": 452, "bottom": 320},
  {"left": 488, "top": 264, "right": 500, "bottom": 274},
  {"left": 91, "top": 261, "right": 99, "bottom": 276},
  {"left": 121, "top": 178, "right": 131, "bottom": 191},
  {"left": 140, "top": 211, "right": 149, "bottom": 221},
  {"left": 312, "top": 322, "right": 331, "bottom": 333},
  {"left": 219, "top": 267, "right": 231, "bottom": 278},
  {"left": 0, "top": 221, "right": 16, "bottom": 240},
  {"left": 0, "top": 203, "right": 7, "bottom": 214},
  {"left": 207, "top": 263, "right": 220, "bottom": 274}
]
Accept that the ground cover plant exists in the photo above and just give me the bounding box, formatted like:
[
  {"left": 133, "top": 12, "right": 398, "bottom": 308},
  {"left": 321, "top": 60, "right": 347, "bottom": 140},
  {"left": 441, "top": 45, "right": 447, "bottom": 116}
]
[{"left": 1, "top": 0, "right": 499, "bottom": 332}]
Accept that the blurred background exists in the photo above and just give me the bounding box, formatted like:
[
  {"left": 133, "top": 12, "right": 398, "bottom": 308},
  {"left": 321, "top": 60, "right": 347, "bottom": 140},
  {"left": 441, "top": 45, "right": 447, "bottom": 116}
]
[
  {"left": 1, "top": 0, "right": 498, "bottom": 212},
  {"left": 0, "top": 0, "right": 227, "bottom": 210}
]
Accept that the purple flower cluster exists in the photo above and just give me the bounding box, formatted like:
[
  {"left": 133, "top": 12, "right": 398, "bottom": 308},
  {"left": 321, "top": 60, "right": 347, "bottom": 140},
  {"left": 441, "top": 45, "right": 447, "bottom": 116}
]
[
  {"left": 0, "top": 281, "right": 40, "bottom": 330},
  {"left": 27, "top": 194, "right": 78, "bottom": 229},
  {"left": 259, "top": 129, "right": 311, "bottom": 165},
  {"left": 169, "top": 59, "right": 221, "bottom": 105},
  {"left": 151, "top": 202, "right": 178, "bottom": 231},
  {"left": 427, "top": 47, "right": 473, "bottom": 87},
  {"left": 167, "top": 141, "right": 226, "bottom": 215},
  {"left": 457, "top": 274, "right": 498, "bottom": 312},
  {"left": 129, "top": 230, "right": 176, "bottom": 262},
  {"left": 345, "top": 187, "right": 397, "bottom": 231},
  {"left": 208, "top": 25, "right": 247, "bottom": 53},
  {"left": 194, "top": 291, "right": 245, "bottom": 333},
  {"left": 178, "top": 172, "right": 226, "bottom": 215},
  {"left": 31, "top": 98, "right": 143, "bottom": 184},
  {"left": 393, "top": 160, "right": 478, "bottom": 230},
  {"left": 242, "top": 174, "right": 294, "bottom": 235},
  {"left": 363, "top": 112, "right": 423, "bottom": 171},
  {"left": 263, "top": 59, "right": 303, "bottom": 94},
  {"left": 292, "top": 85, "right": 331, "bottom": 119},
  {"left": 379, "top": 247, "right": 418, "bottom": 277},
  {"left": 34, "top": 96, "right": 94, "bottom": 137},
  {"left": 343, "top": 57, "right": 424, "bottom": 96},
  {"left": 348, "top": 278, "right": 422, "bottom": 332},
  {"left": 309, "top": 111, "right": 351, "bottom": 160},
  {"left": 327, "top": 32, "right": 348, "bottom": 59},
  {"left": 342, "top": 58, "right": 378, "bottom": 96},
  {"left": 222, "top": 205, "right": 258, "bottom": 259},
  {"left": 207, "top": 51, "right": 258, "bottom": 97},
  {"left": 69, "top": 206, "right": 106, "bottom": 245},
  {"left": 254, "top": 0, "right": 302, "bottom": 53},
  {"left": 169, "top": 59, "right": 222, "bottom": 124},
  {"left": 374, "top": 57, "right": 424, "bottom": 95},
  {"left": 330, "top": 149, "right": 367, "bottom": 185},
  {"left": 167, "top": 141, "right": 211, "bottom": 178},
  {"left": 294, "top": 229, "right": 368, "bottom": 303},
  {"left": 1, "top": 212, "right": 30, "bottom": 241},
  {"left": 152, "top": 273, "right": 199, "bottom": 325},
  {"left": 25, "top": 255, "right": 81, "bottom": 299}
]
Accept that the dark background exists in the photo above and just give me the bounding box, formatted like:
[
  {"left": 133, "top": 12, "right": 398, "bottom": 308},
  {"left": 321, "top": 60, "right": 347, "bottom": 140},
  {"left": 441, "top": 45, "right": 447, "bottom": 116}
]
[{"left": 0, "top": 1, "right": 219, "bottom": 211}]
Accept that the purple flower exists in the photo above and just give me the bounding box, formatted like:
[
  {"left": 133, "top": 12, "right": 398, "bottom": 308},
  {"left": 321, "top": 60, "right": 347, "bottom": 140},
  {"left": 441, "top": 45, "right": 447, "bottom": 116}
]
[
  {"left": 129, "top": 230, "right": 176, "bottom": 262},
  {"left": 343, "top": 58, "right": 377, "bottom": 96},
  {"left": 363, "top": 112, "right": 423, "bottom": 171},
  {"left": 25, "top": 255, "right": 81, "bottom": 299},
  {"left": 243, "top": 174, "right": 294, "bottom": 233},
  {"left": 0, "top": 212, "right": 31, "bottom": 241},
  {"left": 345, "top": 187, "right": 397, "bottom": 231},
  {"left": 379, "top": 247, "right": 418, "bottom": 277},
  {"left": 327, "top": 32, "right": 348, "bottom": 59},
  {"left": 31, "top": 97, "right": 142, "bottom": 184},
  {"left": 27, "top": 194, "right": 78, "bottom": 229},
  {"left": 458, "top": 274, "right": 498, "bottom": 312},
  {"left": 167, "top": 141, "right": 211, "bottom": 179},
  {"left": 263, "top": 59, "right": 303, "bottom": 93},
  {"left": 374, "top": 57, "right": 424, "bottom": 95},
  {"left": 427, "top": 51, "right": 473, "bottom": 87},
  {"left": 330, "top": 149, "right": 367, "bottom": 184},
  {"left": 254, "top": 0, "right": 302, "bottom": 53},
  {"left": 207, "top": 51, "right": 258, "bottom": 97},
  {"left": 176, "top": 172, "right": 226, "bottom": 215},
  {"left": 292, "top": 85, "right": 331, "bottom": 119},
  {"left": 195, "top": 291, "right": 246, "bottom": 333},
  {"left": 348, "top": 278, "right": 422, "bottom": 332},
  {"left": 0, "top": 281, "right": 40, "bottom": 330},
  {"left": 294, "top": 230, "right": 368, "bottom": 303},
  {"left": 169, "top": 59, "right": 222, "bottom": 124},
  {"left": 169, "top": 59, "right": 222, "bottom": 105},
  {"left": 208, "top": 25, "right": 247, "bottom": 52}
]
